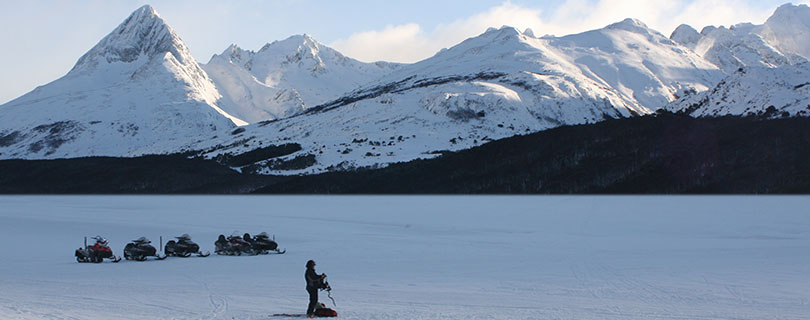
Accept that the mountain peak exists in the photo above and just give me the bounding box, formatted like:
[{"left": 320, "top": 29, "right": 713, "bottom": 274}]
[
  {"left": 259, "top": 34, "right": 321, "bottom": 52},
  {"left": 670, "top": 24, "right": 702, "bottom": 48},
  {"left": 482, "top": 25, "right": 522, "bottom": 38},
  {"left": 71, "top": 5, "right": 190, "bottom": 72},
  {"left": 760, "top": 2, "right": 810, "bottom": 60},
  {"left": 771, "top": 3, "right": 810, "bottom": 18},
  {"left": 611, "top": 18, "right": 647, "bottom": 28},
  {"left": 216, "top": 43, "right": 253, "bottom": 65},
  {"left": 132, "top": 4, "right": 159, "bottom": 18},
  {"left": 605, "top": 18, "right": 653, "bottom": 33},
  {"left": 765, "top": 3, "right": 810, "bottom": 28}
]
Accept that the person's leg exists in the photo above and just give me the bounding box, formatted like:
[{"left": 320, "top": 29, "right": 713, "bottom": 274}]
[{"left": 307, "top": 287, "right": 318, "bottom": 316}]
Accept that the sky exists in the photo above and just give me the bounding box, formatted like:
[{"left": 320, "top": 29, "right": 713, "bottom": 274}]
[{"left": 0, "top": 0, "right": 805, "bottom": 104}]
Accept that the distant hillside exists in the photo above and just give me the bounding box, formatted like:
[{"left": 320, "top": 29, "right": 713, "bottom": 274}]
[
  {"left": 256, "top": 113, "right": 810, "bottom": 194},
  {"left": 1, "top": 114, "right": 808, "bottom": 194},
  {"left": 0, "top": 155, "right": 277, "bottom": 194}
]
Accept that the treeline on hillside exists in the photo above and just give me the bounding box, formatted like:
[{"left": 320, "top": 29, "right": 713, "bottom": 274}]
[
  {"left": 0, "top": 155, "right": 279, "bottom": 194},
  {"left": 0, "top": 114, "right": 808, "bottom": 194},
  {"left": 256, "top": 113, "right": 810, "bottom": 194}
]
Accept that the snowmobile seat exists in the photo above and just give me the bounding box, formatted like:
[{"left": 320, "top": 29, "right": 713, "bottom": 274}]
[{"left": 133, "top": 236, "right": 150, "bottom": 244}]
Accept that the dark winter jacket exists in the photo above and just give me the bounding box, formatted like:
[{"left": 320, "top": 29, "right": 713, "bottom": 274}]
[{"left": 305, "top": 267, "right": 323, "bottom": 289}]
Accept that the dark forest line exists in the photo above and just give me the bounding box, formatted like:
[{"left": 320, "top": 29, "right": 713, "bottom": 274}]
[{"left": 1, "top": 114, "right": 808, "bottom": 194}]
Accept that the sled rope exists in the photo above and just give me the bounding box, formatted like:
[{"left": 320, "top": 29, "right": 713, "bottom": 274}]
[{"left": 327, "top": 289, "right": 336, "bottom": 306}]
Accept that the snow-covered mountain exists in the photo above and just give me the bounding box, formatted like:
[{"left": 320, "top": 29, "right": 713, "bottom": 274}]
[
  {"left": 666, "top": 63, "right": 810, "bottom": 117},
  {"left": 3, "top": 3, "right": 808, "bottom": 173},
  {"left": 665, "top": 4, "right": 810, "bottom": 118},
  {"left": 547, "top": 19, "right": 721, "bottom": 109},
  {"left": 0, "top": 5, "right": 241, "bottom": 159},
  {"left": 202, "top": 35, "right": 401, "bottom": 123},
  {"left": 759, "top": 3, "right": 810, "bottom": 61},
  {"left": 199, "top": 22, "right": 722, "bottom": 174},
  {"left": 670, "top": 3, "right": 810, "bottom": 73}
]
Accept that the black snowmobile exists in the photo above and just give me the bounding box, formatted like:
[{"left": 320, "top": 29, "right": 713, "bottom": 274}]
[
  {"left": 247, "top": 232, "right": 286, "bottom": 254},
  {"left": 214, "top": 233, "right": 253, "bottom": 256},
  {"left": 75, "top": 236, "right": 121, "bottom": 263},
  {"left": 123, "top": 237, "right": 166, "bottom": 261},
  {"left": 164, "top": 234, "right": 210, "bottom": 257}
]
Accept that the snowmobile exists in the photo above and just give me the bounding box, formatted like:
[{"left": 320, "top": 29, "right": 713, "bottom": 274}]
[
  {"left": 123, "top": 237, "right": 166, "bottom": 261},
  {"left": 165, "top": 234, "right": 210, "bottom": 257},
  {"left": 214, "top": 233, "right": 253, "bottom": 255},
  {"left": 75, "top": 236, "right": 121, "bottom": 263},
  {"left": 248, "top": 232, "right": 286, "bottom": 254}
]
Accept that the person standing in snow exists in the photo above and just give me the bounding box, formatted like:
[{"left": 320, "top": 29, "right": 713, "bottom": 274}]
[{"left": 305, "top": 259, "right": 326, "bottom": 317}]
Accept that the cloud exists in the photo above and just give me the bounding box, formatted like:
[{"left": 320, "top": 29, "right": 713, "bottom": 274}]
[
  {"left": 331, "top": 2, "right": 545, "bottom": 63},
  {"left": 331, "top": 0, "right": 798, "bottom": 63},
  {"left": 331, "top": 24, "right": 428, "bottom": 63}
]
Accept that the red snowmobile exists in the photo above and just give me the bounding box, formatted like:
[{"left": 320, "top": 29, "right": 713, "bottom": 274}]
[{"left": 75, "top": 236, "right": 121, "bottom": 263}]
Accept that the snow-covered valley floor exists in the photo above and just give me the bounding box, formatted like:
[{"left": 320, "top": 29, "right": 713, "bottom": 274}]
[{"left": 0, "top": 196, "right": 808, "bottom": 319}]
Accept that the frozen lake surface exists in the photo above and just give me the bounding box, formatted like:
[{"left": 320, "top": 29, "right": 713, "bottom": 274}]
[{"left": 0, "top": 196, "right": 808, "bottom": 319}]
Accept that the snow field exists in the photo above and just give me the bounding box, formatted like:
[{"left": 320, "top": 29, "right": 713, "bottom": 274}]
[{"left": 0, "top": 196, "right": 808, "bottom": 319}]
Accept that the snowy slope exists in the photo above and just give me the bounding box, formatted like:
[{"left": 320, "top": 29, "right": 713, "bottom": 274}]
[
  {"left": 202, "top": 36, "right": 401, "bottom": 123},
  {"left": 548, "top": 19, "right": 721, "bottom": 109},
  {"left": 200, "top": 23, "right": 722, "bottom": 175},
  {"left": 0, "top": 5, "right": 241, "bottom": 159},
  {"left": 759, "top": 3, "right": 810, "bottom": 61},
  {"left": 666, "top": 63, "right": 810, "bottom": 117},
  {"left": 664, "top": 4, "right": 810, "bottom": 119},
  {"left": 670, "top": 3, "right": 810, "bottom": 73},
  {"left": 1, "top": 196, "right": 808, "bottom": 319}
]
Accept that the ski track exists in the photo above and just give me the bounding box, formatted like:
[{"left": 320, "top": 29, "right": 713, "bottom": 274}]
[
  {"left": 0, "top": 196, "right": 808, "bottom": 320},
  {"left": 200, "top": 277, "right": 229, "bottom": 320}
]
